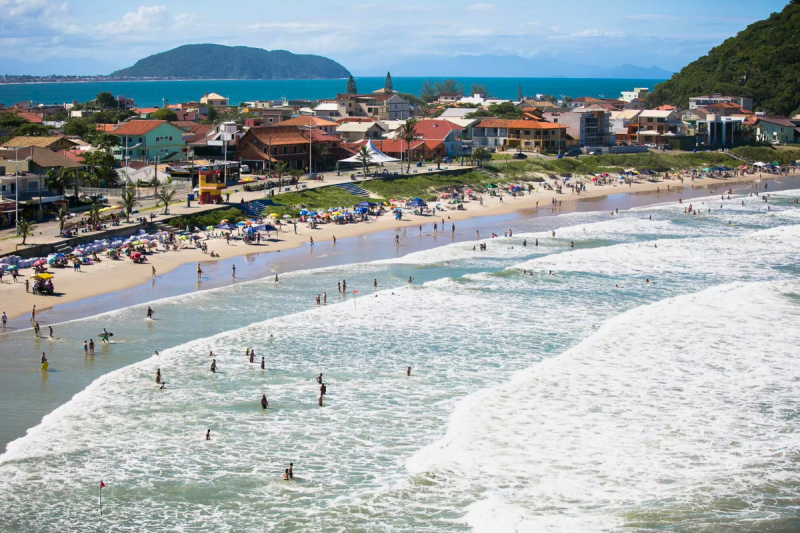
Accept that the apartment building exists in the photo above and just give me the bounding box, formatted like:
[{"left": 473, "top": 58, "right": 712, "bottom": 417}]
[{"left": 335, "top": 93, "right": 410, "bottom": 120}]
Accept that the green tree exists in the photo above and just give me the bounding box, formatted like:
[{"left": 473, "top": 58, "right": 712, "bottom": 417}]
[
  {"left": 399, "top": 119, "right": 418, "bottom": 172},
  {"left": 14, "top": 123, "right": 51, "bottom": 137},
  {"left": 83, "top": 150, "right": 119, "bottom": 187},
  {"left": 346, "top": 75, "right": 358, "bottom": 94},
  {"left": 487, "top": 101, "right": 522, "bottom": 119},
  {"left": 355, "top": 145, "right": 373, "bottom": 176},
  {"left": 562, "top": 95, "right": 573, "bottom": 105},
  {"left": 0, "top": 113, "right": 30, "bottom": 129},
  {"left": 272, "top": 160, "right": 288, "bottom": 182},
  {"left": 55, "top": 205, "right": 68, "bottom": 233},
  {"left": 473, "top": 147, "right": 492, "bottom": 166},
  {"left": 62, "top": 119, "right": 91, "bottom": 137},
  {"left": 45, "top": 168, "right": 73, "bottom": 196},
  {"left": 119, "top": 188, "right": 138, "bottom": 222},
  {"left": 420, "top": 78, "right": 466, "bottom": 103},
  {"left": 16, "top": 217, "right": 35, "bottom": 245},
  {"left": 470, "top": 83, "right": 491, "bottom": 97},
  {"left": 84, "top": 132, "right": 119, "bottom": 153},
  {"left": 434, "top": 155, "right": 443, "bottom": 170},
  {"left": 88, "top": 202, "right": 101, "bottom": 225},
  {"left": 155, "top": 188, "right": 176, "bottom": 214},
  {"left": 384, "top": 72, "right": 394, "bottom": 92},
  {"left": 151, "top": 107, "right": 178, "bottom": 121},
  {"left": 95, "top": 92, "right": 117, "bottom": 109}
]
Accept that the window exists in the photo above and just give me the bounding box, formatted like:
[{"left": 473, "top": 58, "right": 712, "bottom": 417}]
[
  {"left": 28, "top": 181, "right": 39, "bottom": 191},
  {"left": 524, "top": 131, "right": 530, "bottom": 135},
  {"left": 139, "top": 138, "right": 143, "bottom": 143},
  {"left": 169, "top": 136, "right": 173, "bottom": 141}
]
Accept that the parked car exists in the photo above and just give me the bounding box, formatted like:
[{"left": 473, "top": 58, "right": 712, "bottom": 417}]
[
  {"left": 771, "top": 140, "right": 781, "bottom": 145},
  {"left": 512, "top": 152, "right": 528, "bottom": 159},
  {"left": 619, "top": 142, "right": 629, "bottom": 146},
  {"left": 442, "top": 157, "right": 453, "bottom": 163},
  {"left": 563, "top": 148, "right": 583, "bottom": 157},
  {"left": 240, "top": 164, "right": 251, "bottom": 174},
  {"left": 645, "top": 143, "right": 658, "bottom": 149}
]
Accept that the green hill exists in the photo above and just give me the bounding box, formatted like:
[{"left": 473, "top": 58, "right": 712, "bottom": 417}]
[
  {"left": 111, "top": 44, "right": 350, "bottom": 80},
  {"left": 645, "top": 1, "right": 800, "bottom": 116}
]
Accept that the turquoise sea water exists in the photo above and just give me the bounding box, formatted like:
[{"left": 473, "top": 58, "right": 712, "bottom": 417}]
[
  {"left": 1, "top": 182, "right": 799, "bottom": 532},
  {"left": 0, "top": 77, "right": 663, "bottom": 106}
]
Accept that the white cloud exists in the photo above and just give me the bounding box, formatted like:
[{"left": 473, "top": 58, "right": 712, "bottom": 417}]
[
  {"left": 96, "top": 5, "right": 166, "bottom": 35},
  {"left": 247, "top": 22, "right": 329, "bottom": 33},
  {"left": 568, "top": 29, "right": 626, "bottom": 38},
  {"left": 467, "top": 3, "right": 494, "bottom": 11}
]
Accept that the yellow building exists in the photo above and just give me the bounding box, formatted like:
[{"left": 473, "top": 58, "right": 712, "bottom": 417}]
[
  {"left": 198, "top": 167, "right": 225, "bottom": 205},
  {"left": 200, "top": 93, "right": 228, "bottom": 106},
  {"left": 506, "top": 120, "right": 567, "bottom": 153}
]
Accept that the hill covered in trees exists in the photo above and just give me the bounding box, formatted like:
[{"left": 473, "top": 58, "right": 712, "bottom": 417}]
[
  {"left": 111, "top": 44, "right": 350, "bottom": 80},
  {"left": 645, "top": 1, "right": 800, "bottom": 116}
]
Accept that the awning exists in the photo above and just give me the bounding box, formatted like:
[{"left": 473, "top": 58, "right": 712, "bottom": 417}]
[{"left": 338, "top": 140, "right": 400, "bottom": 164}]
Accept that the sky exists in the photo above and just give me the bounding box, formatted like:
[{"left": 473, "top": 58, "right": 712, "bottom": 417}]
[{"left": 0, "top": 0, "right": 790, "bottom": 76}]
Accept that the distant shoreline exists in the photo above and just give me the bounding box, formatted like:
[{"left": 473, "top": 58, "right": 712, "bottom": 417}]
[{"left": 0, "top": 77, "right": 352, "bottom": 86}]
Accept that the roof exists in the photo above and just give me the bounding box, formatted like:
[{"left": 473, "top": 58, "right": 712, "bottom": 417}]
[
  {"left": 110, "top": 120, "right": 174, "bottom": 136},
  {"left": 336, "top": 93, "right": 394, "bottom": 102},
  {"left": 438, "top": 92, "right": 464, "bottom": 97},
  {"left": 507, "top": 120, "right": 566, "bottom": 130},
  {"left": 440, "top": 108, "right": 475, "bottom": 118},
  {"left": 411, "top": 120, "right": 465, "bottom": 140},
  {"left": 757, "top": 117, "right": 795, "bottom": 127},
  {"left": 336, "top": 117, "right": 376, "bottom": 124},
  {"left": 95, "top": 124, "right": 117, "bottom": 133},
  {"left": 13, "top": 112, "right": 44, "bottom": 124},
  {"left": 0, "top": 146, "right": 82, "bottom": 168},
  {"left": 1, "top": 136, "right": 75, "bottom": 148},
  {"left": 313, "top": 102, "right": 339, "bottom": 111},
  {"left": 611, "top": 110, "right": 641, "bottom": 120},
  {"left": 203, "top": 93, "right": 227, "bottom": 100},
  {"left": 639, "top": 110, "right": 674, "bottom": 118},
  {"left": 279, "top": 116, "right": 339, "bottom": 128},
  {"left": 356, "top": 138, "right": 425, "bottom": 153},
  {"left": 336, "top": 122, "right": 387, "bottom": 133},
  {"left": 240, "top": 126, "right": 310, "bottom": 146},
  {"left": 308, "top": 130, "right": 341, "bottom": 143},
  {"left": 475, "top": 119, "right": 514, "bottom": 128},
  {"left": 237, "top": 142, "right": 277, "bottom": 163}
]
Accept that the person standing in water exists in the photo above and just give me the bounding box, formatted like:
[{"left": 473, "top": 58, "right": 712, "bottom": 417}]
[
  {"left": 155, "top": 369, "right": 161, "bottom": 384},
  {"left": 206, "top": 430, "right": 211, "bottom": 441},
  {"left": 48, "top": 326, "right": 54, "bottom": 338},
  {"left": 147, "top": 307, "right": 154, "bottom": 319},
  {"left": 289, "top": 463, "right": 294, "bottom": 479},
  {"left": 261, "top": 395, "right": 268, "bottom": 409},
  {"left": 31, "top": 305, "right": 36, "bottom": 323},
  {"left": 261, "top": 357, "right": 265, "bottom": 370},
  {"left": 34, "top": 321, "right": 40, "bottom": 337},
  {"left": 232, "top": 265, "right": 236, "bottom": 278},
  {"left": 317, "top": 373, "right": 323, "bottom": 384},
  {"left": 41, "top": 352, "right": 47, "bottom": 364},
  {"left": 197, "top": 263, "right": 203, "bottom": 279},
  {"left": 374, "top": 279, "right": 378, "bottom": 289},
  {"left": 89, "top": 339, "right": 95, "bottom": 355},
  {"left": 406, "top": 366, "right": 411, "bottom": 376},
  {"left": 210, "top": 359, "right": 217, "bottom": 373},
  {"left": 249, "top": 350, "right": 254, "bottom": 363},
  {"left": 151, "top": 266, "right": 156, "bottom": 278},
  {"left": 1, "top": 311, "right": 7, "bottom": 328},
  {"left": 83, "top": 340, "right": 88, "bottom": 355}
]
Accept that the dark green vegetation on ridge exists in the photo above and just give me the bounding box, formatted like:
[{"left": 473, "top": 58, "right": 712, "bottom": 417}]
[
  {"left": 111, "top": 44, "right": 350, "bottom": 80},
  {"left": 646, "top": 1, "right": 800, "bottom": 116}
]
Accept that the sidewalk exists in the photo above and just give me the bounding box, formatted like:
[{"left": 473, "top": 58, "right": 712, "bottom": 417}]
[{"left": 0, "top": 163, "right": 475, "bottom": 256}]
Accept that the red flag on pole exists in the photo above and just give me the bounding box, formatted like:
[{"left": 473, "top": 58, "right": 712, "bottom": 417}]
[
  {"left": 353, "top": 290, "right": 358, "bottom": 294},
  {"left": 100, "top": 481, "right": 105, "bottom": 488}
]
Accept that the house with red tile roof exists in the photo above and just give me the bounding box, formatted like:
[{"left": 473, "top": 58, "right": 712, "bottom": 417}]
[
  {"left": 236, "top": 125, "right": 348, "bottom": 172},
  {"left": 108, "top": 120, "right": 188, "bottom": 162}
]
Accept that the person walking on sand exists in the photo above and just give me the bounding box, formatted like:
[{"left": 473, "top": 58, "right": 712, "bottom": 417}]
[
  {"left": 261, "top": 394, "right": 268, "bottom": 410},
  {"left": 1, "top": 312, "right": 7, "bottom": 328}
]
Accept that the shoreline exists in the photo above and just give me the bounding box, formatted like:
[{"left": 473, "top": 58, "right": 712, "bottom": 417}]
[{"left": 0, "top": 172, "right": 785, "bottom": 324}]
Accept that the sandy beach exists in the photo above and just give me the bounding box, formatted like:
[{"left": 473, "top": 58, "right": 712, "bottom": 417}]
[{"left": 0, "top": 172, "right": 779, "bottom": 322}]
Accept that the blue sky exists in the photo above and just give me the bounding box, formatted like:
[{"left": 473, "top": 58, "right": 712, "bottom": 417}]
[{"left": 0, "top": 0, "right": 789, "bottom": 75}]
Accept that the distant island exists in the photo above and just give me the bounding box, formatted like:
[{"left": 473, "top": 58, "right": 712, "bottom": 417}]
[
  {"left": 109, "top": 44, "right": 351, "bottom": 81},
  {"left": 646, "top": 0, "right": 800, "bottom": 116}
]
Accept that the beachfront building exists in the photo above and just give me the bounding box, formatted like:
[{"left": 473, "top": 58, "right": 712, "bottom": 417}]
[
  {"left": 109, "top": 120, "right": 188, "bottom": 162},
  {"left": 399, "top": 119, "right": 465, "bottom": 157},
  {"left": 610, "top": 110, "right": 641, "bottom": 145},
  {"left": 755, "top": 117, "right": 798, "bottom": 144},
  {"left": 334, "top": 93, "right": 410, "bottom": 120},
  {"left": 620, "top": 87, "right": 649, "bottom": 103},
  {"left": 689, "top": 94, "right": 753, "bottom": 111},
  {"left": 544, "top": 109, "right": 613, "bottom": 147},
  {"left": 312, "top": 101, "right": 341, "bottom": 118},
  {"left": 1, "top": 136, "right": 76, "bottom": 152},
  {"left": 200, "top": 93, "right": 228, "bottom": 106},
  {"left": 693, "top": 114, "right": 746, "bottom": 147},
  {"left": 236, "top": 125, "right": 345, "bottom": 172},
  {"left": 335, "top": 121, "right": 388, "bottom": 142},
  {"left": 472, "top": 119, "right": 510, "bottom": 149},
  {"left": 632, "top": 110, "right": 687, "bottom": 145},
  {"left": 506, "top": 120, "right": 567, "bottom": 153},
  {"left": 437, "top": 92, "right": 465, "bottom": 104}
]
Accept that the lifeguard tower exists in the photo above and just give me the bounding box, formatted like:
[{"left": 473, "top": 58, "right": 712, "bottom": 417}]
[{"left": 197, "top": 166, "right": 225, "bottom": 205}]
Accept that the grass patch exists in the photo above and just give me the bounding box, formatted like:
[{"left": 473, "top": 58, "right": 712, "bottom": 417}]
[
  {"left": 486, "top": 151, "right": 743, "bottom": 178},
  {"left": 731, "top": 146, "right": 800, "bottom": 165},
  {"left": 260, "top": 188, "right": 377, "bottom": 217},
  {"left": 361, "top": 171, "right": 519, "bottom": 201},
  {"left": 167, "top": 207, "right": 248, "bottom": 230}
]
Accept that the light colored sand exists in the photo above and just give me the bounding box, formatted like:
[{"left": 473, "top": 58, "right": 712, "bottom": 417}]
[{"left": 0, "top": 173, "right": 773, "bottom": 321}]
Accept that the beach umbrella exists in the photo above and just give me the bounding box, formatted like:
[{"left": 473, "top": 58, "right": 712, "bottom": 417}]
[
  {"left": 269, "top": 213, "right": 280, "bottom": 218},
  {"left": 770, "top": 161, "right": 780, "bottom": 166},
  {"left": 130, "top": 252, "right": 142, "bottom": 260},
  {"left": 8, "top": 265, "right": 18, "bottom": 270},
  {"left": 33, "top": 260, "right": 46, "bottom": 267},
  {"left": 306, "top": 211, "right": 317, "bottom": 216},
  {"left": 282, "top": 214, "right": 292, "bottom": 219},
  {"left": 214, "top": 223, "right": 238, "bottom": 230},
  {"left": 205, "top": 226, "right": 214, "bottom": 230},
  {"left": 236, "top": 221, "right": 247, "bottom": 226},
  {"left": 53, "top": 253, "right": 65, "bottom": 259},
  {"left": 32, "top": 273, "right": 54, "bottom": 280},
  {"left": 220, "top": 219, "right": 229, "bottom": 223},
  {"left": 243, "top": 227, "right": 257, "bottom": 234},
  {"left": 299, "top": 209, "right": 309, "bottom": 215}
]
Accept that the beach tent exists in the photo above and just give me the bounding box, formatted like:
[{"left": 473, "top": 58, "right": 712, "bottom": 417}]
[
  {"left": 337, "top": 140, "right": 400, "bottom": 166},
  {"left": 214, "top": 222, "right": 238, "bottom": 230},
  {"left": 355, "top": 201, "right": 378, "bottom": 208},
  {"left": 753, "top": 162, "right": 767, "bottom": 167}
]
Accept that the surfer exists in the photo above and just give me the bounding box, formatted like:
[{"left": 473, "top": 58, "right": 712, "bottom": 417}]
[
  {"left": 261, "top": 395, "right": 268, "bottom": 409},
  {"left": 261, "top": 357, "right": 265, "bottom": 370},
  {"left": 206, "top": 430, "right": 211, "bottom": 441},
  {"left": 146, "top": 307, "right": 154, "bottom": 319},
  {"left": 407, "top": 366, "right": 411, "bottom": 377},
  {"left": 100, "top": 328, "right": 110, "bottom": 343},
  {"left": 210, "top": 359, "right": 217, "bottom": 373},
  {"left": 317, "top": 373, "right": 323, "bottom": 384},
  {"left": 48, "top": 326, "right": 53, "bottom": 338},
  {"left": 41, "top": 352, "right": 47, "bottom": 364},
  {"left": 155, "top": 369, "right": 161, "bottom": 383}
]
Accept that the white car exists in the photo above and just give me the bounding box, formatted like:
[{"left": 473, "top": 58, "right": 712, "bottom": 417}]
[
  {"left": 645, "top": 143, "right": 658, "bottom": 149},
  {"left": 771, "top": 140, "right": 781, "bottom": 146}
]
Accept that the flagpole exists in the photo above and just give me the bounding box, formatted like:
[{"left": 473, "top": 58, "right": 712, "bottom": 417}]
[
  {"left": 353, "top": 290, "right": 357, "bottom": 309},
  {"left": 100, "top": 485, "right": 102, "bottom": 516}
]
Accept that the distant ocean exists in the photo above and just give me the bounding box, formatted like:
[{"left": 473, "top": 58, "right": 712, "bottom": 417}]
[{"left": 0, "top": 77, "right": 664, "bottom": 106}]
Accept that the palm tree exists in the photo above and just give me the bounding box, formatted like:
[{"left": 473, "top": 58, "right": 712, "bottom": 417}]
[
  {"left": 399, "top": 119, "right": 418, "bottom": 173},
  {"left": 434, "top": 156, "right": 443, "bottom": 170},
  {"left": 88, "top": 202, "right": 101, "bottom": 225},
  {"left": 272, "top": 161, "right": 288, "bottom": 183},
  {"left": 156, "top": 188, "right": 176, "bottom": 214},
  {"left": 355, "top": 146, "right": 372, "bottom": 176},
  {"left": 45, "top": 168, "right": 72, "bottom": 196},
  {"left": 55, "top": 205, "right": 68, "bottom": 233},
  {"left": 119, "top": 188, "right": 139, "bottom": 222},
  {"left": 17, "top": 217, "right": 35, "bottom": 245}
]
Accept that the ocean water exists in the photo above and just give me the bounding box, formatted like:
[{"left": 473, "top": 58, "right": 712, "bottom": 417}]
[
  {"left": 0, "top": 77, "right": 662, "bottom": 107},
  {"left": 1, "top": 185, "right": 799, "bottom": 532}
]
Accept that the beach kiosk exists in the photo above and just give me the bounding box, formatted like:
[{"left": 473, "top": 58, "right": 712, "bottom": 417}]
[{"left": 198, "top": 166, "right": 225, "bottom": 205}]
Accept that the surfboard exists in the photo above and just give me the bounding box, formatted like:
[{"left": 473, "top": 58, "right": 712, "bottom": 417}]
[
  {"left": 97, "top": 332, "right": 114, "bottom": 337},
  {"left": 41, "top": 362, "right": 49, "bottom": 371}
]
